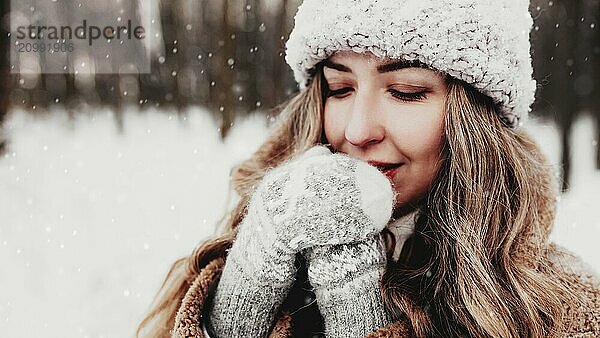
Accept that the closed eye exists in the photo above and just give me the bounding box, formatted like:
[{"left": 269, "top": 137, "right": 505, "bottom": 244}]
[
  {"left": 389, "top": 89, "right": 427, "bottom": 102},
  {"left": 326, "top": 87, "right": 428, "bottom": 102},
  {"left": 326, "top": 87, "right": 353, "bottom": 98}
]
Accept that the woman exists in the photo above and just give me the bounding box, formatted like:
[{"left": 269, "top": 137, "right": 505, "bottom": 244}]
[{"left": 137, "top": 0, "right": 600, "bottom": 337}]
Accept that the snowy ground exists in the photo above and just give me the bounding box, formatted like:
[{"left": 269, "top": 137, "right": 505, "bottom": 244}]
[{"left": 0, "top": 107, "right": 598, "bottom": 338}]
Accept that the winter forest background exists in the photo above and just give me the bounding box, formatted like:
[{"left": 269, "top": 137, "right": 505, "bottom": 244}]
[{"left": 0, "top": 0, "right": 599, "bottom": 337}]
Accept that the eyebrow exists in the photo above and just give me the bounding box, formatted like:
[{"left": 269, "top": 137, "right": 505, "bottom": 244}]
[{"left": 322, "top": 59, "right": 429, "bottom": 74}]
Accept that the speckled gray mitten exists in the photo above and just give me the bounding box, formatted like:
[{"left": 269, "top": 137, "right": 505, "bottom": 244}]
[
  {"left": 304, "top": 233, "right": 393, "bottom": 338},
  {"left": 205, "top": 145, "right": 394, "bottom": 338}
]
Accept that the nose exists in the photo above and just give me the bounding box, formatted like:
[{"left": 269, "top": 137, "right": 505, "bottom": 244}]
[{"left": 344, "top": 90, "right": 385, "bottom": 148}]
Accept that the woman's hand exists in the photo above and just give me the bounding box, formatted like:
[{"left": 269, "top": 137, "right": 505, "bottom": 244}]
[
  {"left": 206, "top": 145, "right": 394, "bottom": 337},
  {"left": 304, "top": 234, "right": 393, "bottom": 338},
  {"left": 253, "top": 144, "right": 395, "bottom": 253}
]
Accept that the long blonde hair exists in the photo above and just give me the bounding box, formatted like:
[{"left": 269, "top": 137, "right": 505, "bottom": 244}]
[
  {"left": 136, "top": 67, "right": 578, "bottom": 337},
  {"left": 380, "top": 79, "right": 579, "bottom": 337}
]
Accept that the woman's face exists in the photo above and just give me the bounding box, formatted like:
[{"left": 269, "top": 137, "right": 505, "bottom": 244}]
[{"left": 323, "top": 51, "right": 448, "bottom": 214}]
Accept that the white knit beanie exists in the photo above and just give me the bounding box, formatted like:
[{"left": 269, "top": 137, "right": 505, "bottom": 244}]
[{"left": 284, "top": 0, "right": 536, "bottom": 128}]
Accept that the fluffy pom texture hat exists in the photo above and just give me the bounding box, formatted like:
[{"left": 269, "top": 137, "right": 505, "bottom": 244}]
[{"left": 284, "top": 0, "right": 536, "bottom": 128}]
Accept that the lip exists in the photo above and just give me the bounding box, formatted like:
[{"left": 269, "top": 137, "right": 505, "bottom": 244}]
[{"left": 367, "top": 161, "right": 403, "bottom": 180}]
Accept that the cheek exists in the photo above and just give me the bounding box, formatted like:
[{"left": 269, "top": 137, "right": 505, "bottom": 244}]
[
  {"left": 390, "top": 111, "right": 446, "bottom": 206},
  {"left": 323, "top": 104, "right": 346, "bottom": 146},
  {"left": 406, "top": 102, "right": 446, "bottom": 158},
  {"left": 412, "top": 116, "right": 445, "bottom": 173},
  {"left": 390, "top": 106, "right": 445, "bottom": 159},
  {"left": 417, "top": 125, "right": 445, "bottom": 163}
]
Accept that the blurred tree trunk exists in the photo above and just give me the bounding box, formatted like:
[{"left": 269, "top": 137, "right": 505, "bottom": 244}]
[
  {"left": 589, "top": 0, "right": 600, "bottom": 170},
  {"left": 556, "top": 1, "right": 580, "bottom": 191},
  {"left": 37, "top": 53, "right": 49, "bottom": 112},
  {"left": 248, "top": 0, "right": 260, "bottom": 113},
  {"left": 159, "top": 0, "right": 180, "bottom": 111},
  {"left": 138, "top": 63, "right": 164, "bottom": 106},
  {"left": 193, "top": 0, "right": 210, "bottom": 105},
  {"left": 574, "top": 0, "right": 600, "bottom": 170},
  {"left": 237, "top": 0, "right": 259, "bottom": 116},
  {"left": 0, "top": 0, "right": 11, "bottom": 154},
  {"left": 178, "top": 0, "right": 205, "bottom": 107},
  {"left": 218, "top": 0, "right": 235, "bottom": 138},
  {"left": 119, "top": 0, "right": 143, "bottom": 111},
  {"left": 273, "top": 0, "right": 287, "bottom": 105},
  {"left": 205, "top": 0, "right": 219, "bottom": 108},
  {"left": 171, "top": 0, "right": 187, "bottom": 113},
  {"left": 531, "top": 0, "right": 580, "bottom": 192}
]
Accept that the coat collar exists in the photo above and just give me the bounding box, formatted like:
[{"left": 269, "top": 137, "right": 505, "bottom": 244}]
[{"left": 385, "top": 210, "right": 418, "bottom": 262}]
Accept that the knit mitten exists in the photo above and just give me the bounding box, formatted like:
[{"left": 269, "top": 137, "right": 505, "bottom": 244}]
[
  {"left": 304, "top": 233, "right": 392, "bottom": 338},
  {"left": 205, "top": 145, "right": 394, "bottom": 338}
]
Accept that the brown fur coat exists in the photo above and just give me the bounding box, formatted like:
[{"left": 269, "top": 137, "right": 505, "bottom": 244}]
[{"left": 171, "top": 244, "right": 600, "bottom": 337}]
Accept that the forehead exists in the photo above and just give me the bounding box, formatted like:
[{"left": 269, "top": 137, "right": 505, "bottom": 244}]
[{"left": 324, "top": 51, "right": 444, "bottom": 78}]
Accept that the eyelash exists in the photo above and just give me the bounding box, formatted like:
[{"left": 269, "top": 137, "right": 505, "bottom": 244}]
[{"left": 326, "top": 87, "right": 427, "bottom": 102}]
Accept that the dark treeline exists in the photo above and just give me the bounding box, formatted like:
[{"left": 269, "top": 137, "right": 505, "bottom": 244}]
[
  {"left": 0, "top": 0, "right": 598, "bottom": 191},
  {"left": 1, "top": 0, "right": 300, "bottom": 137},
  {"left": 531, "top": 0, "right": 600, "bottom": 190}
]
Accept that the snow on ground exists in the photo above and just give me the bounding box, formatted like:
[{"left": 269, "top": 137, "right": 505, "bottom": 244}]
[
  {"left": 0, "top": 107, "right": 269, "bottom": 338},
  {"left": 530, "top": 114, "right": 600, "bottom": 265},
  {"left": 0, "top": 107, "right": 598, "bottom": 337}
]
